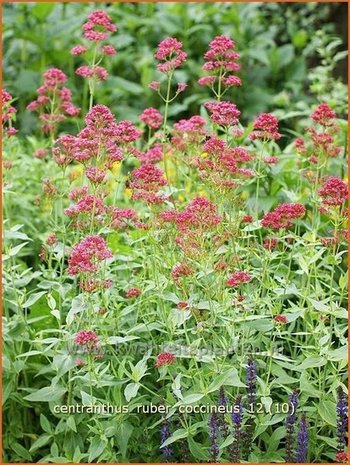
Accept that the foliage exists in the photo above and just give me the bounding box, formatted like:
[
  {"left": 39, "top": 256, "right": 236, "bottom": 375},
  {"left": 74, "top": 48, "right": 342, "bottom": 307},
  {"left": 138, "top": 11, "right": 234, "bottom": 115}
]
[{"left": 2, "top": 3, "right": 348, "bottom": 464}]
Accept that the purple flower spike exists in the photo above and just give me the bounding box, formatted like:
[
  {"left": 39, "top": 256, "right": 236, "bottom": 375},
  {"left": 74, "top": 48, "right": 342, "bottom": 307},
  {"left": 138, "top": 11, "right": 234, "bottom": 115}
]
[
  {"left": 296, "top": 413, "right": 308, "bottom": 463},
  {"left": 160, "top": 415, "right": 173, "bottom": 462},
  {"left": 336, "top": 386, "right": 348, "bottom": 453},
  {"left": 209, "top": 412, "right": 220, "bottom": 462},
  {"left": 286, "top": 390, "right": 299, "bottom": 462}
]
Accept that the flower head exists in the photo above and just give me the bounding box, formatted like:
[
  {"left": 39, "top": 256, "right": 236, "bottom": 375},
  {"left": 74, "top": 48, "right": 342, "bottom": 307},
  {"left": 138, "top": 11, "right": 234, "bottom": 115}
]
[
  {"left": 227, "top": 271, "right": 252, "bottom": 287},
  {"left": 139, "top": 107, "right": 163, "bottom": 129},
  {"left": 68, "top": 235, "right": 112, "bottom": 275},
  {"left": 125, "top": 288, "right": 142, "bottom": 299},
  {"left": 155, "top": 352, "right": 176, "bottom": 368},
  {"left": 250, "top": 113, "right": 281, "bottom": 141},
  {"left": 319, "top": 177, "right": 348, "bottom": 206},
  {"left": 74, "top": 329, "right": 99, "bottom": 350},
  {"left": 155, "top": 37, "right": 187, "bottom": 73},
  {"left": 261, "top": 203, "right": 306, "bottom": 230},
  {"left": 311, "top": 103, "right": 336, "bottom": 126},
  {"left": 205, "top": 101, "right": 240, "bottom": 126},
  {"left": 83, "top": 10, "right": 116, "bottom": 41}
]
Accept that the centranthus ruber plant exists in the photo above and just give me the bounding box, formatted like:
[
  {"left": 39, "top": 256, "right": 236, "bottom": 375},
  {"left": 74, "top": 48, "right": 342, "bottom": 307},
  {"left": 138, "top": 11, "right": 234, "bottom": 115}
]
[{"left": 2, "top": 7, "right": 348, "bottom": 465}]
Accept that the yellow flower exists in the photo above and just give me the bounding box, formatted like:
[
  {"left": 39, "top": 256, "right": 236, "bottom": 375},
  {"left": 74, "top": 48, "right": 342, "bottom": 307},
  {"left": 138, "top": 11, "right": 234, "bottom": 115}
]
[
  {"left": 124, "top": 188, "right": 132, "bottom": 199},
  {"left": 111, "top": 161, "right": 122, "bottom": 176},
  {"left": 200, "top": 152, "right": 208, "bottom": 159},
  {"left": 69, "top": 165, "right": 84, "bottom": 181}
]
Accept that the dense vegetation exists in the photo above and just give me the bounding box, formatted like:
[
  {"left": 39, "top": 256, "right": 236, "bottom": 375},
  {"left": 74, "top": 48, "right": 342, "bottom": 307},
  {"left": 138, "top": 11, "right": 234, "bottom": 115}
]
[{"left": 2, "top": 2, "right": 348, "bottom": 463}]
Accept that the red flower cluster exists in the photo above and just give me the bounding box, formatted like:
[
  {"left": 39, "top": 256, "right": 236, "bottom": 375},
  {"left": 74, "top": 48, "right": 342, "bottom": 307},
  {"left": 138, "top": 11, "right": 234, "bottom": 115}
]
[
  {"left": 2, "top": 89, "right": 17, "bottom": 136},
  {"left": 83, "top": 10, "right": 116, "bottom": 42},
  {"left": 318, "top": 177, "right": 348, "bottom": 206},
  {"left": 311, "top": 103, "right": 336, "bottom": 127},
  {"left": 130, "top": 164, "right": 168, "bottom": 204},
  {"left": 74, "top": 329, "right": 99, "bottom": 350},
  {"left": 273, "top": 315, "right": 288, "bottom": 324},
  {"left": 68, "top": 235, "right": 112, "bottom": 275},
  {"left": 27, "top": 68, "right": 80, "bottom": 134},
  {"left": 250, "top": 113, "right": 281, "bottom": 141},
  {"left": 79, "top": 277, "right": 112, "bottom": 293},
  {"left": 110, "top": 207, "right": 138, "bottom": 229},
  {"left": 227, "top": 271, "right": 252, "bottom": 287},
  {"left": 135, "top": 144, "right": 163, "bottom": 164},
  {"left": 261, "top": 203, "right": 306, "bottom": 230},
  {"left": 190, "top": 137, "right": 253, "bottom": 191},
  {"left": 336, "top": 452, "right": 349, "bottom": 463},
  {"left": 71, "top": 105, "right": 138, "bottom": 167},
  {"left": 171, "top": 262, "right": 194, "bottom": 283},
  {"left": 163, "top": 197, "right": 221, "bottom": 231},
  {"left": 199, "top": 35, "right": 241, "bottom": 89},
  {"left": 155, "top": 352, "right": 176, "bottom": 368},
  {"left": 205, "top": 101, "right": 240, "bottom": 126},
  {"left": 172, "top": 115, "right": 207, "bottom": 150},
  {"left": 125, "top": 288, "right": 142, "bottom": 299},
  {"left": 72, "top": 10, "right": 117, "bottom": 83},
  {"left": 155, "top": 37, "right": 187, "bottom": 73},
  {"left": 139, "top": 107, "right": 163, "bottom": 129},
  {"left": 86, "top": 166, "right": 107, "bottom": 184}
]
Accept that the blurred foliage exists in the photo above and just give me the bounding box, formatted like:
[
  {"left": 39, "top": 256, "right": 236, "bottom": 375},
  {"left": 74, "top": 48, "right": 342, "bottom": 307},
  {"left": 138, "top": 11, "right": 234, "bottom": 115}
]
[{"left": 3, "top": 2, "right": 347, "bottom": 135}]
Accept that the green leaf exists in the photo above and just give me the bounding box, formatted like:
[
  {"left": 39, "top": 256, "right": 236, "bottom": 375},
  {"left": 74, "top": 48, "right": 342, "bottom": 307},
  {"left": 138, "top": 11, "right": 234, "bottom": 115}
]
[
  {"left": 187, "top": 437, "right": 209, "bottom": 461},
  {"left": 88, "top": 436, "right": 106, "bottom": 462},
  {"left": 182, "top": 393, "right": 204, "bottom": 404},
  {"left": 8, "top": 242, "right": 28, "bottom": 257},
  {"left": 297, "top": 356, "right": 326, "bottom": 370},
  {"left": 108, "top": 76, "right": 144, "bottom": 95},
  {"left": 328, "top": 346, "right": 347, "bottom": 362},
  {"left": 11, "top": 442, "right": 32, "bottom": 461},
  {"left": 308, "top": 298, "right": 328, "bottom": 312},
  {"left": 116, "top": 422, "right": 133, "bottom": 459},
  {"left": 24, "top": 385, "right": 66, "bottom": 402},
  {"left": 124, "top": 382, "right": 140, "bottom": 402},
  {"left": 23, "top": 291, "right": 47, "bottom": 308},
  {"left": 32, "top": 3, "right": 55, "bottom": 21},
  {"left": 29, "top": 434, "right": 51, "bottom": 452},
  {"left": 40, "top": 414, "right": 52, "bottom": 434},
  {"left": 318, "top": 400, "right": 337, "bottom": 427},
  {"left": 161, "top": 429, "right": 188, "bottom": 448},
  {"left": 66, "top": 416, "right": 77, "bottom": 433}
]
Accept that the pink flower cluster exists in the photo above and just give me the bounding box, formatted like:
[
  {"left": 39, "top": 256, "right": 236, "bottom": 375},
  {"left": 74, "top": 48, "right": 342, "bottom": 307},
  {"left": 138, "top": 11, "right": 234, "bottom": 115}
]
[
  {"left": 205, "top": 101, "right": 240, "bottom": 126},
  {"left": 199, "top": 35, "right": 241, "bottom": 89},
  {"left": 139, "top": 107, "right": 163, "bottom": 129},
  {"left": 161, "top": 197, "right": 221, "bottom": 257},
  {"left": 311, "top": 103, "right": 336, "bottom": 127},
  {"left": 162, "top": 197, "right": 221, "bottom": 231},
  {"left": 155, "top": 37, "right": 187, "bottom": 73},
  {"left": 27, "top": 68, "right": 80, "bottom": 134},
  {"left": 190, "top": 137, "right": 254, "bottom": 191},
  {"left": 74, "top": 329, "right": 99, "bottom": 350},
  {"left": 125, "top": 287, "right": 142, "bottom": 299},
  {"left": 318, "top": 177, "right": 348, "bottom": 206},
  {"left": 130, "top": 164, "right": 168, "bottom": 204},
  {"left": 135, "top": 144, "right": 163, "bottom": 164},
  {"left": 2, "top": 89, "right": 17, "bottom": 136},
  {"left": 155, "top": 352, "right": 176, "bottom": 368},
  {"left": 261, "top": 203, "right": 306, "bottom": 230},
  {"left": 250, "top": 113, "right": 281, "bottom": 141},
  {"left": 110, "top": 207, "right": 138, "bottom": 229},
  {"left": 171, "top": 262, "right": 194, "bottom": 283},
  {"left": 171, "top": 115, "right": 207, "bottom": 150},
  {"left": 227, "top": 271, "right": 252, "bottom": 287},
  {"left": 56, "top": 104, "right": 140, "bottom": 169},
  {"left": 67, "top": 235, "right": 112, "bottom": 275},
  {"left": 72, "top": 10, "right": 117, "bottom": 83}
]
